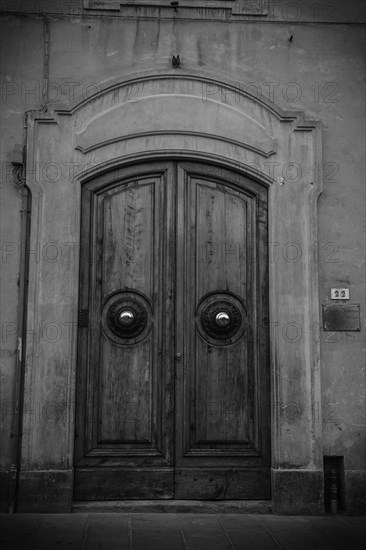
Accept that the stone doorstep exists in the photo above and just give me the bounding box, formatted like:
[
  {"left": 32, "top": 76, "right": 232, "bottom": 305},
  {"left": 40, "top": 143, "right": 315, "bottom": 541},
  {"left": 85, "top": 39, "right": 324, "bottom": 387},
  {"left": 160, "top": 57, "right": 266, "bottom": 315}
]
[{"left": 72, "top": 500, "right": 274, "bottom": 514}]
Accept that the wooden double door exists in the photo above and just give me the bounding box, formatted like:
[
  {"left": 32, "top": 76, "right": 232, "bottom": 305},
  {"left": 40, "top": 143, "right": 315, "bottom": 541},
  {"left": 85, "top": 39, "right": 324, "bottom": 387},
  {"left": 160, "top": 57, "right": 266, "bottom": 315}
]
[{"left": 74, "top": 161, "right": 270, "bottom": 501}]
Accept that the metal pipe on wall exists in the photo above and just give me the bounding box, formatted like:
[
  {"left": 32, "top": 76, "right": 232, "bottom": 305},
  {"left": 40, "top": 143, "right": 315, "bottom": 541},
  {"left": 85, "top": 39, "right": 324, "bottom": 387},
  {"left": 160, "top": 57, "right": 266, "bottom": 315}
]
[{"left": 8, "top": 178, "right": 32, "bottom": 513}]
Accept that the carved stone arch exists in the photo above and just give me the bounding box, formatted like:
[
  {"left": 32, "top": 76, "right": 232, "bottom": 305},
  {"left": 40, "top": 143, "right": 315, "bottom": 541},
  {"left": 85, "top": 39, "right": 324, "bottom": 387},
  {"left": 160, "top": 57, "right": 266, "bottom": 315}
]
[{"left": 20, "top": 70, "right": 324, "bottom": 512}]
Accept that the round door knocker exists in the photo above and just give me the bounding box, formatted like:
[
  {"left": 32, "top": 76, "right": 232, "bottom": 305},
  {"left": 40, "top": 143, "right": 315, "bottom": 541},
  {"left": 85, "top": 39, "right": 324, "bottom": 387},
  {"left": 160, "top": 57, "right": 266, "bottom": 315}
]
[
  {"left": 101, "top": 291, "right": 152, "bottom": 346},
  {"left": 196, "top": 292, "right": 247, "bottom": 346}
]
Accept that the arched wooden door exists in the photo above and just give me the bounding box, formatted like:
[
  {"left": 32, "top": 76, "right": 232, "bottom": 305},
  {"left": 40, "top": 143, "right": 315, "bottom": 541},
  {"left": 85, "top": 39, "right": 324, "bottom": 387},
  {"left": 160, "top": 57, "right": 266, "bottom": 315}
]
[{"left": 74, "top": 161, "right": 270, "bottom": 500}]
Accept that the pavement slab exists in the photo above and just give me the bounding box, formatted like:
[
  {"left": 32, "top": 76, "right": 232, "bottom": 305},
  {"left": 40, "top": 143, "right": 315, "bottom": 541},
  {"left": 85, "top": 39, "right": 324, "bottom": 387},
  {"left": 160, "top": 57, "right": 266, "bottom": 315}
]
[
  {"left": 83, "top": 514, "right": 131, "bottom": 550},
  {"left": 260, "top": 516, "right": 334, "bottom": 550},
  {"left": 307, "top": 517, "right": 366, "bottom": 550}
]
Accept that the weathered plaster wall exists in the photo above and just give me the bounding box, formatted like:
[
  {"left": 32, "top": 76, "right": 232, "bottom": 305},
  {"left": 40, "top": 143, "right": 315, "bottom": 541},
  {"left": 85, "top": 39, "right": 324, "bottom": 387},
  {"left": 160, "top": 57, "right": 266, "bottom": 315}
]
[
  {"left": 0, "top": 0, "right": 365, "bottom": 512},
  {"left": 0, "top": 17, "right": 45, "bottom": 508}
]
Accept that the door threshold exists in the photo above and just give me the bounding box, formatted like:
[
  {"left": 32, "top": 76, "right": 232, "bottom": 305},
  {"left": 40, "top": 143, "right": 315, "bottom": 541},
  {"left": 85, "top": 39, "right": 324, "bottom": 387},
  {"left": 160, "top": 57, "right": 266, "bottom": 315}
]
[{"left": 72, "top": 500, "right": 273, "bottom": 514}]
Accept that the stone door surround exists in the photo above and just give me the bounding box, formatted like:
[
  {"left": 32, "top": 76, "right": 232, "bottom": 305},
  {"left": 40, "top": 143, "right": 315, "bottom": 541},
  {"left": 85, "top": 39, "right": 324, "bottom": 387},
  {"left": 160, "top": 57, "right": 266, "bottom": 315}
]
[{"left": 19, "top": 69, "right": 323, "bottom": 512}]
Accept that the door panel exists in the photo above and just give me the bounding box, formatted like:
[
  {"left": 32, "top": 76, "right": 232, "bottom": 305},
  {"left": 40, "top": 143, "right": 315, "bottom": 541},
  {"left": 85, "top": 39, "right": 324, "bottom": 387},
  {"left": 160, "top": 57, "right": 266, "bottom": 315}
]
[
  {"left": 99, "top": 184, "right": 154, "bottom": 444},
  {"left": 74, "top": 161, "right": 270, "bottom": 501},
  {"left": 74, "top": 165, "right": 175, "bottom": 500},
  {"left": 190, "top": 178, "right": 253, "bottom": 449},
  {"left": 102, "top": 184, "right": 154, "bottom": 295},
  {"left": 174, "top": 164, "right": 270, "bottom": 499},
  {"left": 196, "top": 182, "right": 249, "bottom": 296}
]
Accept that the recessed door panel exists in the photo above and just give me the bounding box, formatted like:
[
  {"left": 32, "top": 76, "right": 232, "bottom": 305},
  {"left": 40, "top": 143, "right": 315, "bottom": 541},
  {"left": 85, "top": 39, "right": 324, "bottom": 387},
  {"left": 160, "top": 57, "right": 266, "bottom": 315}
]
[
  {"left": 196, "top": 182, "right": 249, "bottom": 296},
  {"left": 99, "top": 185, "right": 155, "bottom": 444},
  {"left": 102, "top": 185, "right": 154, "bottom": 296},
  {"left": 194, "top": 181, "right": 252, "bottom": 449}
]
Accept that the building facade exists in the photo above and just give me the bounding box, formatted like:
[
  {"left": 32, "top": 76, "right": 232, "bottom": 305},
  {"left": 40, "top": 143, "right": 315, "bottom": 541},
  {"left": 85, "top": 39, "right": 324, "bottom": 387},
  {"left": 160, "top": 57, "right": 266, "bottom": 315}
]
[{"left": 0, "top": 0, "right": 365, "bottom": 513}]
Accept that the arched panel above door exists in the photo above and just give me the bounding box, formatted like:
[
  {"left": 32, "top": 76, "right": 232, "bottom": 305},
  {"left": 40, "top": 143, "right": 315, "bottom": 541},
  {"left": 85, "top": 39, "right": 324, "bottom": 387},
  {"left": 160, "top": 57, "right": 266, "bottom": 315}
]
[{"left": 75, "top": 93, "right": 276, "bottom": 157}]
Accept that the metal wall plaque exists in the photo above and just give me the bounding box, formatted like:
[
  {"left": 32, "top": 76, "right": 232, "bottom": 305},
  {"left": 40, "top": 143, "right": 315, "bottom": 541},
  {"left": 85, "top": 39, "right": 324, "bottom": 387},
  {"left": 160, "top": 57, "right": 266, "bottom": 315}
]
[{"left": 323, "top": 304, "right": 360, "bottom": 331}]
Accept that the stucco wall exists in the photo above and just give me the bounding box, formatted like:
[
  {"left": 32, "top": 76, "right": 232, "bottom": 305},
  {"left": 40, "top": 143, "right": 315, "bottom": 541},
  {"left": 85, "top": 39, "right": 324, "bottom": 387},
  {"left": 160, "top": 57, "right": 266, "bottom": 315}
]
[{"left": 0, "top": 0, "right": 365, "bottom": 512}]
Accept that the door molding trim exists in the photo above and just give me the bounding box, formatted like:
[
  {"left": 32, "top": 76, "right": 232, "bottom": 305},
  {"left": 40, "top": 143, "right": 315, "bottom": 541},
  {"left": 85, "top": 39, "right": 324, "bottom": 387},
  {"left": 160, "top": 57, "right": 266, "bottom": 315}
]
[
  {"left": 75, "top": 149, "right": 275, "bottom": 188},
  {"left": 19, "top": 69, "right": 324, "bottom": 511}
]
